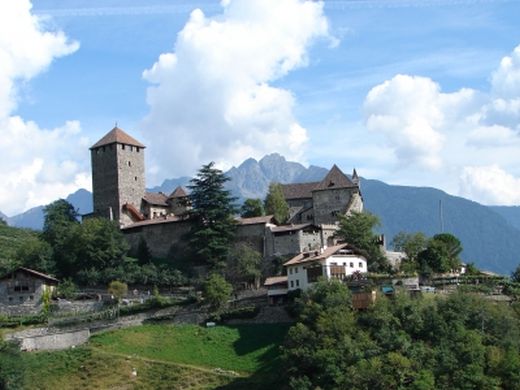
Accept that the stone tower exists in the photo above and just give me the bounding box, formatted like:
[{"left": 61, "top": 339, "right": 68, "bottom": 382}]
[{"left": 90, "top": 126, "right": 146, "bottom": 226}]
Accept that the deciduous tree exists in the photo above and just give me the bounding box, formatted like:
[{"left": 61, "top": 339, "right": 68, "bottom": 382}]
[{"left": 264, "top": 183, "right": 289, "bottom": 224}]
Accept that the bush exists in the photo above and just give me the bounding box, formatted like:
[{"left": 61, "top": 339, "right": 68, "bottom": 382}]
[
  {"left": 107, "top": 281, "right": 128, "bottom": 302},
  {"left": 208, "top": 305, "right": 260, "bottom": 322}
]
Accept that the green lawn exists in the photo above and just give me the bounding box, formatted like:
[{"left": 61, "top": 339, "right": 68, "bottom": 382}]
[
  {"left": 11, "top": 323, "right": 290, "bottom": 390},
  {"left": 90, "top": 323, "right": 289, "bottom": 373}
]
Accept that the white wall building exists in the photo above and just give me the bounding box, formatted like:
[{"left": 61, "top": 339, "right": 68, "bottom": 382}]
[{"left": 284, "top": 244, "right": 368, "bottom": 292}]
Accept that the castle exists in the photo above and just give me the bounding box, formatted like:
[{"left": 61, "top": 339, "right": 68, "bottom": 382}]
[{"left": 90, "top": 126, "right": 363, "bottom": 260}]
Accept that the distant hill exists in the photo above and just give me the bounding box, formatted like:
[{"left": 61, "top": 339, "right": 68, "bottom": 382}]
[
  {"left": 361, "top": 179, "right": 520, "bottom": 274},
  {"left": 6, "top": 155, "right": 520, "bottom": 273},
  {"left": 8, "top": 189, "right": 93, "bottom": 230},
  {"left": 489, "top": 206, "right": 520, "bottom": 231}
]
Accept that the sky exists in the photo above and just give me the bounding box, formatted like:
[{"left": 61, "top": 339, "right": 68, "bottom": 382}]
[{"left": 1, "top": 0, "right": 520, "bottom": 216}]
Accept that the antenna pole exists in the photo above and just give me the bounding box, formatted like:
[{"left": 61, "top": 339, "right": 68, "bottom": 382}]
[{"left": 439, "top": 199, "right": 444, "bottom": 233}]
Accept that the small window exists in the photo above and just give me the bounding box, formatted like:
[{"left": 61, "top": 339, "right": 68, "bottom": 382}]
[
  {"left": 134, "top": 176, "right": 138, "bottom": 181},
  {"left": 29, "top": 295, "right": 34, "bottom": 301},
  {"left": 128, "top": 161, "right": 131, "bottom": 167},
  {"left": 136, "top": 147, "right": 140, "bottom": 153},
  {"left": 130, "top": 145, "right": 133, "bottom": 151},
  {"left": 359, "top": 262, "right": 363, "bottom": 268},
  {"left": 290, "top": 280, "right": 294, "bottom": 288},
  {"left": 295, "top": 267, "right": 298, "bottom": 274},
  {"left": 296, "top": 280, "right": 300, "bottom": 287},
  {"left": 19, "top": 296, "right": 23, "bottom": 302},
  {"left": 122, "top": 144, "right": 126, "bottom": 150},
  {"left": 8, "top": 297, "right": 13, "bottom": 302},
  {"left": 350, "top": 262, "right": 354, "bottom": 268}
]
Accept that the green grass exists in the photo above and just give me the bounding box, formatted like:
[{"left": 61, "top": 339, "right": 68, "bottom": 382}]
[
  {"left": 20, "top": 347, "right": 234, "bottom": 390},
  {"left": 12, "top": 323, "right": 290, "bottom": 389},
  {"left": 90, "top": 323, "right": 289, "bottom": 373}
]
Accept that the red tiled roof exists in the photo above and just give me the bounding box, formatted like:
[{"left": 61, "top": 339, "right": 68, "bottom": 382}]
[
  {"left": 0, "top": 267, "right": 59, "bottom": 283},
  {"left": 237, "top": 215, "right": 275, "bottom": 226},
  {"left": 143, "top": 192, "right": 169, "bottom": 207},
  {"left": 169, "top": 186, "right": 188, "bottom": 199},
  {"left": 281, "top": 182, "right": 319, "bottom": 200},
  {"left": 90, "top": 127, "right": 145, "bottom": 149}
]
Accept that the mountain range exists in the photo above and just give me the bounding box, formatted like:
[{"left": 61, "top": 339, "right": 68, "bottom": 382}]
[{"left": 3, "top": 153, "right": 520, "bottom": 274}]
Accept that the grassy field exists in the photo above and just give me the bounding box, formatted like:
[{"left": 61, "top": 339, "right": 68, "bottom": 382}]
[{"left": 13, "top": 323, "right": 290, "bottom": 390}]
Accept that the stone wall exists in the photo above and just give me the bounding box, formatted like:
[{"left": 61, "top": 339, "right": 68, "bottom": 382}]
[
  {"left": 235, "top": 223, "right": 267, "bottom": 255},
  {"left": 5, "top": 327, "right": 90, "bottom": 351},
  {"left": 313, "top": 187, "right": 354, "bottom": 225},
  {"left": 116, "top": 143, "right": 146, "bottom": 226},
  {"left": 91, "top": 142, "right": 145, "bottom": 226},
  {"left": 123, "top": 220, "right": 191, "bottom": 258}
]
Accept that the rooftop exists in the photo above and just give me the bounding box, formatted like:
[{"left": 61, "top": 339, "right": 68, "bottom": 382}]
[
  {"left": 0, "top": 267, "right": 59, "bottom": 283},
  {"left": 284, "top": 243, "right": 364, "bottom": 266},
  {"left": 143, "top": 192, "right": 169, "bottom": 207},
  {"left": 90, "top": 126, "right": 145, "bottom": 149}
]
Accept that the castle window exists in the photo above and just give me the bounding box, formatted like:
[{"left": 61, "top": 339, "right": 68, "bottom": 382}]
[
  {"left": 350, "top": 262, "right": 354, "bottom": 268},
  {"left": 130, "top": 146, "right": 133, "bottom": 151},
  {"left": 136, "top": 147, "right": 140, "bottom": 153},
  {"left": 296, "top": 280, "right": 300, "bottom": 287},
  {"left": 122, "top": 144, "right": 125, "bottom": 150},
  {"left": 134, "top": 176, "right": 138, "bottom": 181},
  {"left": 128, "top": 161, "right": 131, "bottom": 167},
  {"left": 359, "top": 262, "right": 363, "bottom": 268},
  {"left": 290, "top": 280, "right": 294, "bottom": 288}
]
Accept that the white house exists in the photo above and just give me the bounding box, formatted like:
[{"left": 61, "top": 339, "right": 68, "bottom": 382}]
[{"left": 284, "top": 243, "right": 368, "bottom": 292}]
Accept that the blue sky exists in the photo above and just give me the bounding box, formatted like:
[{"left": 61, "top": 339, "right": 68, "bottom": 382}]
[{"left": 2, "top": 0, "right": 520, "bottom": 215}]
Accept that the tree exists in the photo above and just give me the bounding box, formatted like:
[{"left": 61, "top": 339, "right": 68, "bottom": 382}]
[
  {"left": 335, "top": 211, "right": 389, "bottom": 272},
  {"left": 512, "top": 264, "right": 520, "bottom": 283},
  {"left": 418, "top": 233, "right": 462, "bottom": 275},
  {"left": 78, "top": 217, "right": 129, "bottom": 270},
  {"left": 264, "top": 183, "right": 289, "bottom": 224},
  {"left": 240, "top": 198, "right": 264, "bottom": 218},
  {"left": 42, "top": 199, "right": 81, "bottom": 278},
  {"left": 188, "top": 162, "right": 237, "bottom": 269},
  {"left": 204, "top": 273, "right": 232, "bottom": 310},
  {"left": 108, "top": 280, "right": 128, "bottom": 302},
  {"left": 392, "top": 232, "right": 428, "bottom": 263},
  {"left": 226, "top": 243, "right": 262, "bottom": 289},
  {"left": 136, "top": 237, "right": 152, "bottom": 265}
]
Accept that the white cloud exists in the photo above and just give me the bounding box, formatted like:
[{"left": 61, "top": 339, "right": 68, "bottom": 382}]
[
  {"left": 460, "top": 165, "right": 520, "bottom": 206},
  {"left": 491, "top": 44, "right": 520, "bottom": 100},
  {"left": 363, "top": 74, "right": 476, "bottom": 169},
  {"left": 466, "top": 124, "right": 520, "bottom": 148},
  {"left": 0, "top": 1, "right": 86, "bottom": 216},
  {"left": 141, "top": 0, "right": 330, "bottom": 181}
]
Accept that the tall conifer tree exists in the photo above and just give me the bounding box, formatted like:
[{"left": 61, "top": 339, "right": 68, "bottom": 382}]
[{"left": 188, "top": 162, "right": 237, "bottom": 270}]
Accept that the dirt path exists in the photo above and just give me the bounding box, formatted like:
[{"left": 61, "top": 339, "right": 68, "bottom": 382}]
[{"left": 89, "top": 345, "right": 245, "bottom": 378}]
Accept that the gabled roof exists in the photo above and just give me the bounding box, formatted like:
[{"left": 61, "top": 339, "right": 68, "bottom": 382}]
[
  {"left": 264, "top": 276, "right": 288, "bottom": 287},
  {"left": 169, "top": 186, "right": 188, "bottom": 199},
  {"left": 143, "top": 192, "right": 169, "bottom": 207},
  {"left": 284, "top": 243, "right": 365, "bottom": 266},
  {"left": 0, "top": 267, "right": 59, "bottom": 283},
  {"left": 90, "top": 127, "right": 145, "bottom": 149},
  {"left": 237, "top": 215, "right": 275, "bottom": 226},
  {"left": 314, "top": 165, "right": 356, "bottom": 191},
  {"left": 281, "top": 182, "right": 319, "bottom": 200}
]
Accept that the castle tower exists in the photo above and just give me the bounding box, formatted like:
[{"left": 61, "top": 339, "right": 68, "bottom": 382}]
[{"left": 90, "top": 126, "right": 146, "bottom": 226}]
